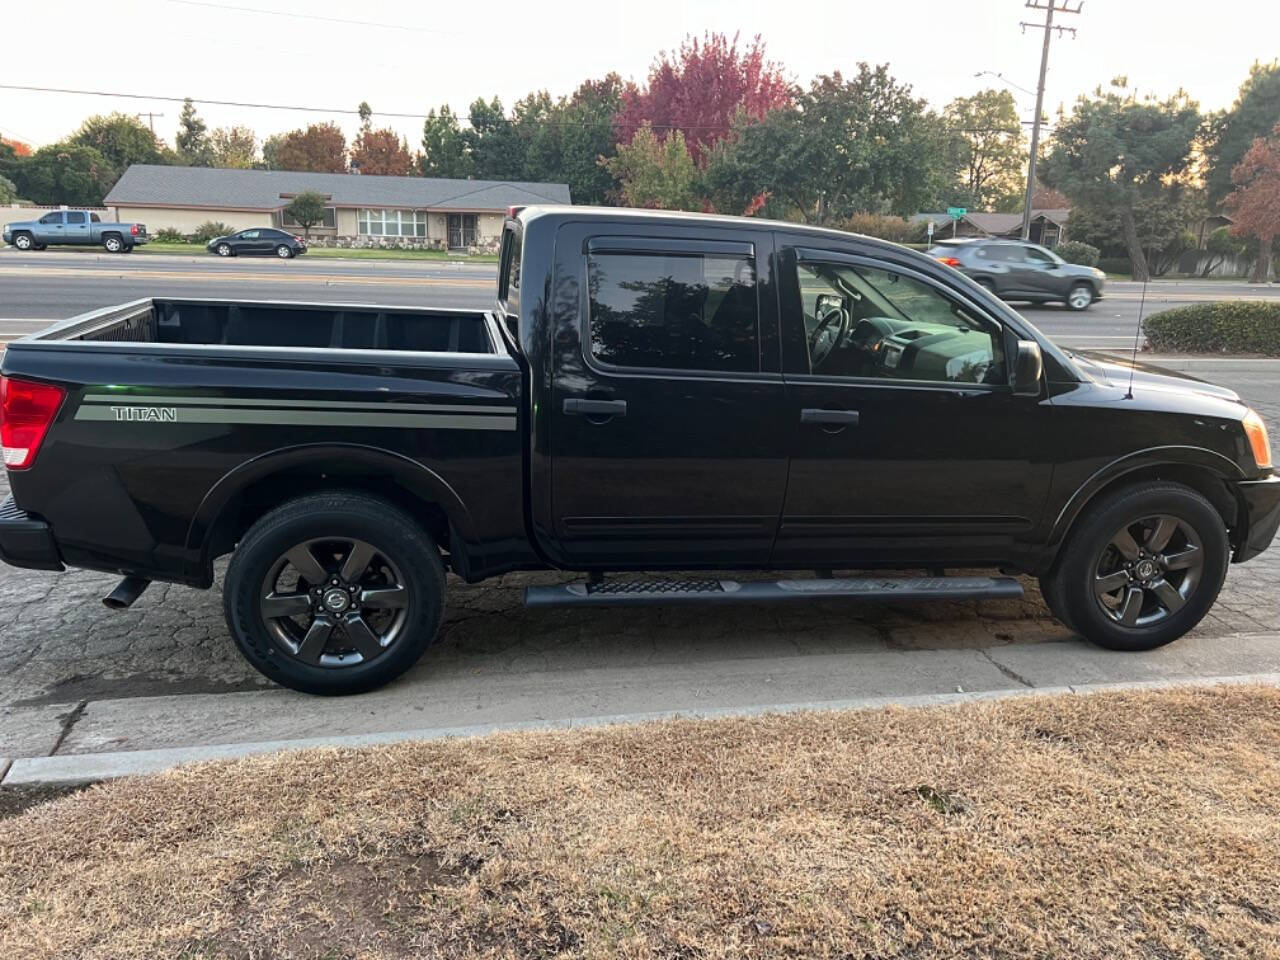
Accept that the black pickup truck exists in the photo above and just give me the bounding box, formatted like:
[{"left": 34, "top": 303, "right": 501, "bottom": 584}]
[{"left": 1, "top": 207, "right": 1277, "bottom": 694}]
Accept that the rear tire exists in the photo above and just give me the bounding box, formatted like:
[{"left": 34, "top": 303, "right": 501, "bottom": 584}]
[
  {"left": 11, "top": 232, "right": 34, "bottom": 251},
  {"left": 103, "top": 234, "right": 124, "bottom": 253},
  {"left": 223, "top": 492, "right": 446, "bottom": 695},
  {"left": 276, "top": 244, "right": 294, "bottom": 259},
  {"left": 1065, "top": 282, "right": 1094, "bottom": 311},
  {"left": 975, "top": 277, "right": 997, "bottom": 296},
  {"left": 1046, "top": 481, "right": 1229, "bottom": 651}
]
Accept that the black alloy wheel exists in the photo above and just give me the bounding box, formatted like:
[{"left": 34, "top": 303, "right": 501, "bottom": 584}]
[
  {"left": 260, "top": 537, "right": 409, "bottom": 668},
  {"left": 224, "top": 493, "right": 445, "bottom": 694}
]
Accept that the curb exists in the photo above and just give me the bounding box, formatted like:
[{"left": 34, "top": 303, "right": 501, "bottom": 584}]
[
  {"left": 1089, "top": 353, "right": 1280, "bottom": 372},
  {"left": 6, "top": 671, "right": 1280, "bottom": 787}
]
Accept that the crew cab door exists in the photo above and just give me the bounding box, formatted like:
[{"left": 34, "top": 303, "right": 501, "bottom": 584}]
[
  {"left": 543, "top": 224, "right": 789, "bottom": 566},
  {"left": 773, "top": 245, "right": 1053, "bottom": 567},
  {"left": 34, "top": 211, "right": 63, "bottom": 242},
  {"left": 63, "top": 210, "right": 90, "bottom": 243}
]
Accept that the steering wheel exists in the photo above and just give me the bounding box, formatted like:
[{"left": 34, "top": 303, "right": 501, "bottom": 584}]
[{"left": 810, "top": 304, "right": 850, "bottom": 369}]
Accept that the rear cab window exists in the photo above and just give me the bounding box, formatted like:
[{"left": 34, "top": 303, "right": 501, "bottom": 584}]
[
  {"left": 498, "top": 222, "right": 523, "bottom": 335},
  {"left": 585, "top": 243, "right": 759, "bottom": 373}
]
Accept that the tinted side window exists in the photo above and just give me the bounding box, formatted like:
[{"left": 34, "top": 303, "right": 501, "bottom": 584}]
[
  {"left": 795, "top": 260, "right": 1005, "bottom": 385},
  {"left": 240, "top": 230, "right": 259, "bottom": 239},
  {"left": 983, "top": 245, "right": 1018, "bottom": 261},
  {"left": 65, "top": 211, "right": 87, "bottom": 224},
  {"left": 90, "top": 213, "right": 101, "bottom": 223},
  {"left": 587, "top": 251, "right": 758, "bottom": 372},
  {"left": 39, "top": 212, "right": 63, "bottom": 225}
]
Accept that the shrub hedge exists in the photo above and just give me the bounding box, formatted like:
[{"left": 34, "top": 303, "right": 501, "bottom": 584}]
[
  {"left": 153, "top": 227, "right": 186, "bottom": 243},
  {"left": 192, "top": 220, "right": 235, "bottom": 243},
  {"left": 1055, "top": 240, "right": 1100, "bottom": 267},
  {"left": 1143, "top": 301, "right": 1280, "bottom": 355},
  {"left": 1098, "top": 256, "right": 1132, "bottom": 276}
]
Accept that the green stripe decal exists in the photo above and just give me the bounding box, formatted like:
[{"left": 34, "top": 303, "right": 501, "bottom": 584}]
[
  {"left": 82, "top": 394, "right": 516, "bottom": 415},
  {"left": 75, "top": 405, "right": 515, "bottom": 431}
]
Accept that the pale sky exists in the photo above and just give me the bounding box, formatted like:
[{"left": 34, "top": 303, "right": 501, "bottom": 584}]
[{"left": 1, "top": 0, "right": 1276, "bottom": 153}]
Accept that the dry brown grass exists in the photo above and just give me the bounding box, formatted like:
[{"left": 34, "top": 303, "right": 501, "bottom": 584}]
[{"left": 3, "top": 686, "right": 1280, "bottom": 959}]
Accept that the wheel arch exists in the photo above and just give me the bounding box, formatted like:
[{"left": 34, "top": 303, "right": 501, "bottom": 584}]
[
  {"left": 1047, "top": 447, "right": 1244, "bottom": 557},
  {"left": 187, "top": 443, "right": 477, "bottom": 583}
]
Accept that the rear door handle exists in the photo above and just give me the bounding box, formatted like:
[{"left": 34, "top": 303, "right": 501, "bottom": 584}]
[
  {"left": 563, "top": 398, "right": 628, "bottom": 417},
  {"left": 801, "top": 408, "right": 859, "bottom": 426}
]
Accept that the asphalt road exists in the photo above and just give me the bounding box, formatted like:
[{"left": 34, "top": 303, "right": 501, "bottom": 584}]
[{"left": 1, "top": 249, "right": 1277, "bottom": 349}]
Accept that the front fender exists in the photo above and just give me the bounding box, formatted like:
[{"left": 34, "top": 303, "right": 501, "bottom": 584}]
[
  {"left": 185, "top": 442, "right": 475, "bottom": 579},
  {"left": 1046, "top": 444, "right": 1246, "bottom": 548}
]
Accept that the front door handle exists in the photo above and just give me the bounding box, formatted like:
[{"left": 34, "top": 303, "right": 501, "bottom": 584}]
[
  {"left": 564, "top": 398, "right": 627, "bottom": 417},
  {"left": 801, "top": 408, "right": 859, "bottom": 426}
]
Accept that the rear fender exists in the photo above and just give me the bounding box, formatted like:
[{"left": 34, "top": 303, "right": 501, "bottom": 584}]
[{"left": 186, "top": 443, "right": 475, "bottom": 582}]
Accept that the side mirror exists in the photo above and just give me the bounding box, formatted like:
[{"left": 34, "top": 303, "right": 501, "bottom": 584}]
[{"left": 1012, "top": 340, "right": 1043, "bottom": 397}]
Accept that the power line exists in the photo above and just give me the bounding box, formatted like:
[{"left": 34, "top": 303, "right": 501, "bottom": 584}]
[
  {"left": 165, "top": 0, "right": 457, "bottom": 35},
  {"left": 0, "top": 82, "right": 1040, "bottom": 137}
]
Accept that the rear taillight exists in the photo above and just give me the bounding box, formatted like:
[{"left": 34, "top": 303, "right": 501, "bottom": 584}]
[
  {"left": 938, "top": 256, "right": 962, "bottom": 267},
  {"left": 1, "top": 377, "right": 65, "bottom": 470},
  {"left": 294, "top": 235, "right": 304, "bottom": 243},
  {"left": 130, "top": 224, "right": 139, "bottom": 236}
]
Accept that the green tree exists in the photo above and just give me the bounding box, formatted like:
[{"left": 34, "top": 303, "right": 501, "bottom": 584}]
[
  {"left": 175, "top": 98, "right": 212, "bottom": 166},
  {"left": 466, "top": 96, "right": 524, "bottom": 179},
  {"left": 558, "top": 74, "right": 624, "bottom": 204},
  {"left": 1201, "top": 225, "right": 1246, "bottom": 276},
  {"left": 419, "top": 106, "right": 474, "bottom": 179},
  {"left": 9, "top": 144, "right": 115, "bottom": 205},
  {"left": 1206, "top": 61, "right": 1280, "bottom": 207},
  {"left": 283, "top": 190, "right": 328, "bottom": 237},
  {"left": 1066, "top": 188, "right": 1206, "bottom": 276},
  {"left": 704, "top": 65, "right": 948, "bottom": 222},
  {"left": 1042, "top": 80, "right": 1201, "bottom": 281},
  {"left": 606, "top": 124, "right": 700, "bottom": 210},
  {"left": 260, "top": 133, "right": 283, "bottom": 170},
  {"left": 942, "top": 89, "right": 1026, "bottom": 211},
  {"left": 210, "top": 126, "right": 257, "bottom": 168},
  {"left": 0, "top": 173, "right": 17, "bottom": 203},
  {"left": 70, "top": 113, "right": 167, "bottom": 174}
]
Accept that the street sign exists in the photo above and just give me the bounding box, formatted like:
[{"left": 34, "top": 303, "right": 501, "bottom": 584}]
[
  {"left": 927, "top": 220, "right": 935, "bottom": 238},
  {"left": 947, "top": 207, "right": 966, "bottom": 220}
]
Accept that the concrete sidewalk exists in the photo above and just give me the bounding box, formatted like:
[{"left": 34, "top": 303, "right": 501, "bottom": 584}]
[{"left": 5, "top": 629, "right": 1278, "bottom": 786}]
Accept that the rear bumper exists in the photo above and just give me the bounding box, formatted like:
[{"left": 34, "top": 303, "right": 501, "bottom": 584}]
[
  {"left": 0, "top": 495, "right": 64, "bottom": 571},
  {"left": 1233, "top": 475, "right": 1280, "bottom": 563}
]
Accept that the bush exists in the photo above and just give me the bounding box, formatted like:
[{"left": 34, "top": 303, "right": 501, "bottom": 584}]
[
  {"left": 192, "top": 220, "right": 234, "bottom": 243},
  {"left": 1143, "top": 301, "right": 1280, "bottom": 355},
  {"left": 154, "top": 227, "right": 187, "bottom": 243},
  {"left": 840, "top": 213, "right": 917, "bottom": 244},
  {"left": 1098, "top": 257, "right": 1132, "bottom": 276},
  {"left": 1055, "top": 240, "right": 1100, "bottom": 267}
]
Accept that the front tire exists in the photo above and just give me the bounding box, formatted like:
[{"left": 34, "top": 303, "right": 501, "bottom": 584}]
[
  {"left": 223, "top": 493, "right": 446, "bottom": 695},
  {"left": 1065, "top": 282, "right": 1094, "bottom": 311},
  {"left": 1047, "top": 481, "right": 1229, "bottom": 651},
  {"left": 216, "top": 243, "right": 232, "bottom": 257},
  {"left": 11, "top": 232, "right": 34, "bottom": 251}
]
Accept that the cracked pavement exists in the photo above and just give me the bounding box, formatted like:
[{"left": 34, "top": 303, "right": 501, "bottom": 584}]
[{"left": 1, "top": 367, "right": 1278, "bottom": 763}]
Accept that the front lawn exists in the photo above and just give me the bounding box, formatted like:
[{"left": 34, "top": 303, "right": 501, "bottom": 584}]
[
  {"left": 3, "top": 685, "right": 1279, "bottom": 958},
  {"left": 135, "top": 241, "right": 498, "bottom": 263}
]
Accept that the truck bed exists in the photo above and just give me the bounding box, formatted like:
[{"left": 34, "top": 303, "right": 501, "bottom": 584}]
[{"left": 29, "top": 298, "right": 498, "bottom": 355}]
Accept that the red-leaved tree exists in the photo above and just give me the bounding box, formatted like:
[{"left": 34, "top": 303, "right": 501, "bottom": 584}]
[
  {"left": 274, "top": 123, "right": 348, "bottom": 173},
  {"left": 614, "top": 32, "right": 791, "bottom": 164},
  {"left": 1227, "top": 123, "right": 1280, "bottom": 282},
  {"left": 351, "top": 128, "right": 414, "bottom": 176},
  {"left": 1, "top": 137, "right": 32, "bottom": 157}
]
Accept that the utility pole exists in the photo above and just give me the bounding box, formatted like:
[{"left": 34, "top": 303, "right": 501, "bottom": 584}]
[
  {"left": 135, "top": 111, "right": 164, "bottom": 134},
  {"left": 1019, "top": 0, "right": 1081, "bottom": 241}
]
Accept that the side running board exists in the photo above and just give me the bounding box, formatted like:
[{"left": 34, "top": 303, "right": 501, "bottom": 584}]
[{"left": 524, "top": 575, "right": 1023, "bottom": 608}]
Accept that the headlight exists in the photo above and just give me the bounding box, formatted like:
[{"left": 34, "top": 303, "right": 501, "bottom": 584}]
[{"left": 1243, "top": 408, "right": 1273, "bottom": 469}]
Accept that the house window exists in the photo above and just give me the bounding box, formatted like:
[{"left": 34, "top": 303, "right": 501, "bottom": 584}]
[
  {"left": 357, "top": 209, "right": 427, "bottom": 238},
  {"left": 281, "top": 207, "right": 337, "bottom": 229}
]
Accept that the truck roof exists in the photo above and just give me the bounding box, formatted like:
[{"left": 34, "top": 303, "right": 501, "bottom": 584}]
[{"left": 515, "top": 205, "right": 912, "bottom": 255}]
